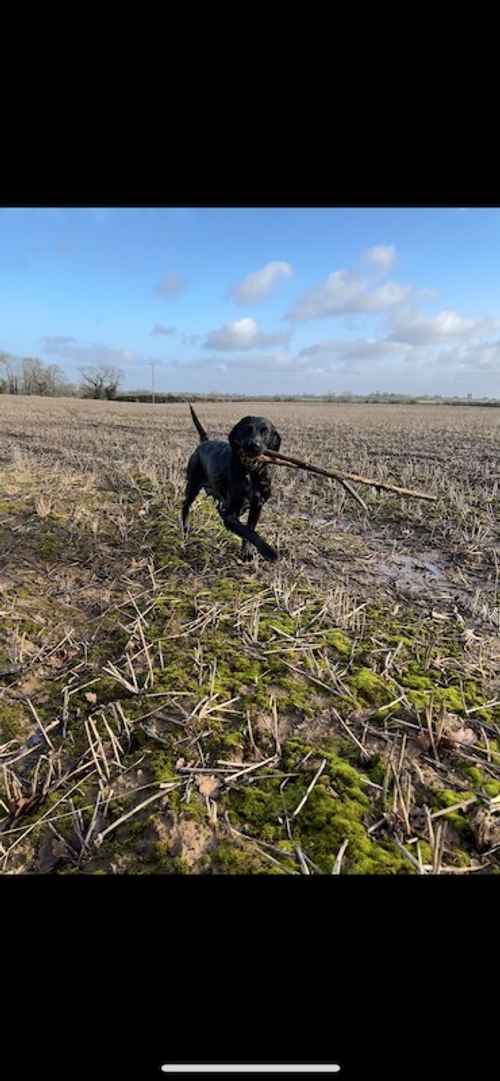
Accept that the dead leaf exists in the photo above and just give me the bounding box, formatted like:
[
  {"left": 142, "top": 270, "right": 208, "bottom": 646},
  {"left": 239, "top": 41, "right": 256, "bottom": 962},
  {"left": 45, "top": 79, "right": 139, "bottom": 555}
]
[
  {"left": 175, "top": 757, "right": 186, "bottom": 769},
  {"left": 438, "top": 711, "right": 477, "bottom": 749},
  {"left": 84, "top": 691, "right": 97, "bottom": 704},
  {"left": 445, "top": 725, "right": 476, "bottom": 747},
  {"left": 196, "top": 774, "right": 220, "bottom": 798},
  {"left": 470, "top": 807, "right": 500, "bottom": 850},
  {"left": 11, "top": 795, "right": 37, "bottom": 819}
]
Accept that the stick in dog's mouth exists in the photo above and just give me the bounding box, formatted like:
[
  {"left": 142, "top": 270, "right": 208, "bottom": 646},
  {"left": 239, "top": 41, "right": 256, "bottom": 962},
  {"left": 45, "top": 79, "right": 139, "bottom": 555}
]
[
  {"left": 257, "top": 448, "right": 437, "bottom": 505},
  {"left": 257, "top": 450, "right": 368, "bottom": 511}
]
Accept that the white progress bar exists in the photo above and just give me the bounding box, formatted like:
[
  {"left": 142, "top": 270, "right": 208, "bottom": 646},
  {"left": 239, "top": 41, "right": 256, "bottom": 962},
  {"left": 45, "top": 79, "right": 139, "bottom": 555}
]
[{"left": 161, "top": 1067, "right": 340, "bottom": 1074}]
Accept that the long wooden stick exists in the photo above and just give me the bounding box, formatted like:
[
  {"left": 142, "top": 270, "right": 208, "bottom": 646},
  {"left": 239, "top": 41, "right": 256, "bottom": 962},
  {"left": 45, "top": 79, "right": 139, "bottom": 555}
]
[
  {"left": 260, "top": 453, "right": 368, "bottom": 512},
  {"left": 259, "top": 448, "right": 437, "bottom": 502}
]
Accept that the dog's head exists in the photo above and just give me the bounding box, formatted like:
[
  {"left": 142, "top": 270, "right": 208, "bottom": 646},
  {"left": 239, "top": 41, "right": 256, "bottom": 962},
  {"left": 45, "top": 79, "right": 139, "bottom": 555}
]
[{"left": 229, "top": 415, "right": 281, "bottom": 467}]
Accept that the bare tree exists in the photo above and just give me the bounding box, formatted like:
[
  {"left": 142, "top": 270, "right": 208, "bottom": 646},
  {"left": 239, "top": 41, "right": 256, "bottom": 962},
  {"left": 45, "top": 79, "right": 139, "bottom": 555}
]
[
  {"left": 0, "top": 353, "right": 8, "bottom": 393},
  {"left": 21, "top": 358, "right": 43, "bottom": 395},
  {"left": 0, "top": 353, "right": 19, "bottom": 394},
  {"left": 45, "top": 363, "right": 66, "bottom": 396},
  {"left": 18, "top": 358, "right": 67, "bottom": 396},
  {"left": 79, "top": 365, "right": 124, "bottom": 400}
]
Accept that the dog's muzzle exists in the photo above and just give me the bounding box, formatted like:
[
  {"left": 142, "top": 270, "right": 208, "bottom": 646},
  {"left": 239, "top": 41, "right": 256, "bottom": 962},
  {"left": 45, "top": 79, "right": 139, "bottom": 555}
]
[{"left": 237, "top": 448, "right": 266, "bottom": 472}]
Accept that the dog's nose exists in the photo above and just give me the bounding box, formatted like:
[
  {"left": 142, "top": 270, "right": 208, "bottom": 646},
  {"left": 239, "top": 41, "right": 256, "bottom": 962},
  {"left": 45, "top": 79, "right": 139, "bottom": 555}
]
[{"left": 247, "top": 439, "right": 261, "bottom": 452}]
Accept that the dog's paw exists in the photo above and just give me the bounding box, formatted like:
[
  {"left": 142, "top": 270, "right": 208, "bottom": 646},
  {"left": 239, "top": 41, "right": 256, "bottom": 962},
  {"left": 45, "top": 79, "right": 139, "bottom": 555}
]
[{"left": 262, "top": 545, "right": 279, "bottom": 563}]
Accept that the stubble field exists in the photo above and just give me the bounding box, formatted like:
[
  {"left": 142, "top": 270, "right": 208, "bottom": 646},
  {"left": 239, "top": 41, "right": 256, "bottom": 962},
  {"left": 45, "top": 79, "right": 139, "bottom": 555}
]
[{"left": 1, "top": 396, "right": 499, "bottom": 874}]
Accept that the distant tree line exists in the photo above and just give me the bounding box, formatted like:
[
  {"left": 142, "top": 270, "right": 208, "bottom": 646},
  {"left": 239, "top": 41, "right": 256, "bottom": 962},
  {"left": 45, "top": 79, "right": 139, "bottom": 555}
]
[
  {"left": 1, "top": 353, "right": 499, "bottom": 405},
  {"left": 0, "top": 353, "right": 124, "bottom": 399},
  {"left": 116, "top": 390, "right": 500, "bottom": 406}
]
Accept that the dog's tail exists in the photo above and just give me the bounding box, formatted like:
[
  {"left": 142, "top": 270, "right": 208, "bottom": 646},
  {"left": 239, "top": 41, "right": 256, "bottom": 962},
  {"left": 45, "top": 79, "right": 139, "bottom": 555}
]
[{"left": 189, "top": 403, "right": 208, "bottom": 442}]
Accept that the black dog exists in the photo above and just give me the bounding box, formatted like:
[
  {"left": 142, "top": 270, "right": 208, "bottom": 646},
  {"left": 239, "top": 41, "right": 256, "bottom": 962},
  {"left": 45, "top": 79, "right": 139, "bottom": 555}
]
[{"left": 182, "top": 404, "right": 282, "bottom": 562}]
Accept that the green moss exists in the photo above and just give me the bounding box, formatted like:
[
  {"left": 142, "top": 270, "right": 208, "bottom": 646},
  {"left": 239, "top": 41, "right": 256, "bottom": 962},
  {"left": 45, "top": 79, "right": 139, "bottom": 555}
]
[
  {"left": 367, "top": 755, "right": 386, "bottom": 787},
  {"left": 218, "top": 730, "right": 244, "bottom": 753},
  {"left": 386, "top": 634, "right": 413, "bottom": 647},
  {"left": 437, "top": 788, "right": 475, "bottom": 807},
  {"left": 149, "top": 753, "right": 177, "bottom": 785},
  {"left": 415, "top": 840, "right": 433, "bottom": 864},
  {"left": 432, "top": 788, "right": 475, "bottom": 836},
  {"left": 441, "top": 686, "right": 464, "bottom": 712},
  {"left": 211, "top": 578, "right": 243, "bottom": 601},
  {"left": 0, "top": 702, "right": 29, "bottom": 741},
  {"left": 350, "top": 667, "right": 396, "bottom": 706},
  {"left": 324, "top": 629, "right": 352, "bottom": 656},
  {"left": 449, "top": 849, "right": 472, "bottom": 869},
  {"left": 213, "top": 841, "right": 287, "bottom": 875},
  {"left": 462, "top": 766, "right": 483, "bottom": 786},
  {"left": 259, "top": 614, "right": 297, "bottom": 641},
  {"left": 151, "top": 843, "right": 189, "bottom": 875},
  {"left": 404, "top": 681, "right": 485, "bottom": 717},
  {"left": 402, "top": 673, "right": 434, "bottom": 691},
  {"left": 405, "top": 689, "right": 430, "bottom": 712},
  {"left": 462, "top": 766, "right": 500, "bottom": 798},
  {"left": 226, "top": 740, "right": 410, "bottom": 874},
  {"left": 4, "top": 487, "right": 498, "bottom": 877}
]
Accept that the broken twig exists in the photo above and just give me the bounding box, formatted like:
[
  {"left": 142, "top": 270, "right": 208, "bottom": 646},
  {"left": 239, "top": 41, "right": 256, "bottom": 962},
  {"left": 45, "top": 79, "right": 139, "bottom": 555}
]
[{"left": 259, "top": 448, "right": 437, "bottom": 503}]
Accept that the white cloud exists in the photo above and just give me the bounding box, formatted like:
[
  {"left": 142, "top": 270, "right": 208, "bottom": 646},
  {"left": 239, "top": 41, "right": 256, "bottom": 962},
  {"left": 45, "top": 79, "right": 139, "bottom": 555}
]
[
  {"left": 232, "top": 261, "right": 293, "bottom": 304},
  {"left": 156, "top": 272, "right": 186, "bottom": 298},
  {"left": 151, "top": 324, "right": 176, "bottom": 336},
  {"left": 40, "top": 336, "right": 152, "bottom": 369},
  {"left": 204, "top": 317, "right": 290, "bottom": 351},
  {"left": 363, "top": 245, "right": 396, "bottom": 271},
  {"left": 388, "top": 308, "right": 499, "bottom": 346},
  {"left": 172, "top": 338, "right": 409, "bottom": 378},
  {"left": 171, "top": 350, "right": 314, "bottom": 375},
  {"left": 299, "top": 337, "right": 409, "bottom": 365},
  {"left": 437, "top": 340, "right": 500, "bottom": 372},
  {"left": 286, "top": 269, "right": 412, "bottom": 322}
]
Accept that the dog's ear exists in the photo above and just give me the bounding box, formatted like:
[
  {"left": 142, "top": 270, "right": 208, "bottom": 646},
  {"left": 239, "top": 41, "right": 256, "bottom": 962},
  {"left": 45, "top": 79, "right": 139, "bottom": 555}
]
[
  {"left": 228, "top": 421, "right": 241, "bottom": 446},
  {"left": 229, "top": 417, "right": 254, "bottom": 446},
  {"left": 269, "top": 427, "right": 281, "bottom": 452}
]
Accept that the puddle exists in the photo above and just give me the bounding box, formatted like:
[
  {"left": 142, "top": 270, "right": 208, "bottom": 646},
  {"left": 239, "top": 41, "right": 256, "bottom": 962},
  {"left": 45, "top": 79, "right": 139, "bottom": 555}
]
[
  {"left": 376, "top": 550, "right": 447, "bottom": 586},
  {"left": 291, "top": 512, "right": 465, "bottom": 599},
  {"left": 291, "top": 513, "right": 350, "bottom": 530}
]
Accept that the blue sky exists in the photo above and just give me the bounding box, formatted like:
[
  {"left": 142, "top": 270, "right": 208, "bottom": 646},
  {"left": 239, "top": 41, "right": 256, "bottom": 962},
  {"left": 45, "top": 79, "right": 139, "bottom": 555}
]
[{"left": 1, "top": 206, "right": 500, "bottom": 395}]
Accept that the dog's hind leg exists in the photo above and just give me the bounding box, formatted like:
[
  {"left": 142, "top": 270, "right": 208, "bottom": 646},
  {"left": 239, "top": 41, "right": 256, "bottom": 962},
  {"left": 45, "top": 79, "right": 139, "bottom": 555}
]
[{"left": 182, "top": 460, "right": 204, "bottom": 537}]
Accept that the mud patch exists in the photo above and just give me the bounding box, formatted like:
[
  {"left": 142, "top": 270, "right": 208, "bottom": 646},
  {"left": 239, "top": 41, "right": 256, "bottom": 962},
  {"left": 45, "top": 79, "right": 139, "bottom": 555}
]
[
  {"left": 373, "top": 549, "right": 452, "bottom": 598},
  {"left": 168, "top": 817, "right": 214, "bottom": 869},
  {"left": 291, "top": 511, "right": 494, "bottom": 619}
]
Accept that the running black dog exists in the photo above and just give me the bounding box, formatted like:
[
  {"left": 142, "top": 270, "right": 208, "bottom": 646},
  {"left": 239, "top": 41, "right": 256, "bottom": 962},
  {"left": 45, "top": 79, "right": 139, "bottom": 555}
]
[{"left": 182, "top": 404, "right": 282, "bottom": 562}]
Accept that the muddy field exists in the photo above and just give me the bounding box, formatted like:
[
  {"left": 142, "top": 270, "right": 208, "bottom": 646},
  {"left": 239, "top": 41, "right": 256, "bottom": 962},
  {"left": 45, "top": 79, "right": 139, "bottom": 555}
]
[{"left": 1, "top": 396, "right": 499, "bottom": 874}]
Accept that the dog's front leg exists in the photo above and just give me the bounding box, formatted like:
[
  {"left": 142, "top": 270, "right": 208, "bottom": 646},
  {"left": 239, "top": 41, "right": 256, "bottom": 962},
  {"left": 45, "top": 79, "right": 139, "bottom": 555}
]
[
  {"left": 241, "top": 470, "right": 273, "bottom": 562},
  {"left": 241, "top": 494, "right": 263, "bottom": 561},
  {"left": 220, "top": 497, "right": 277, "bottom": 563}
]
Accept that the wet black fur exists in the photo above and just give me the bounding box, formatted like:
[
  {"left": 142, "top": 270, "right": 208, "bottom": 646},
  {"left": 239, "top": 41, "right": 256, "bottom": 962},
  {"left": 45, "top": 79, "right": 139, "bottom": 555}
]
[{"left": 182, "top": 405, "right": 282, "bottom": 562}]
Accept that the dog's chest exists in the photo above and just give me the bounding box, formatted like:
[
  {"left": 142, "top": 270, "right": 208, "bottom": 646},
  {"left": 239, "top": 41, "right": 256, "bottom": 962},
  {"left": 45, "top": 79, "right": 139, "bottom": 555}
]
[
  {"left": 238, "top": 457, "right": 272, "bottom": 501},
  {"left": 238, "top": 451, "right": 265, "bottom": 473}
]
